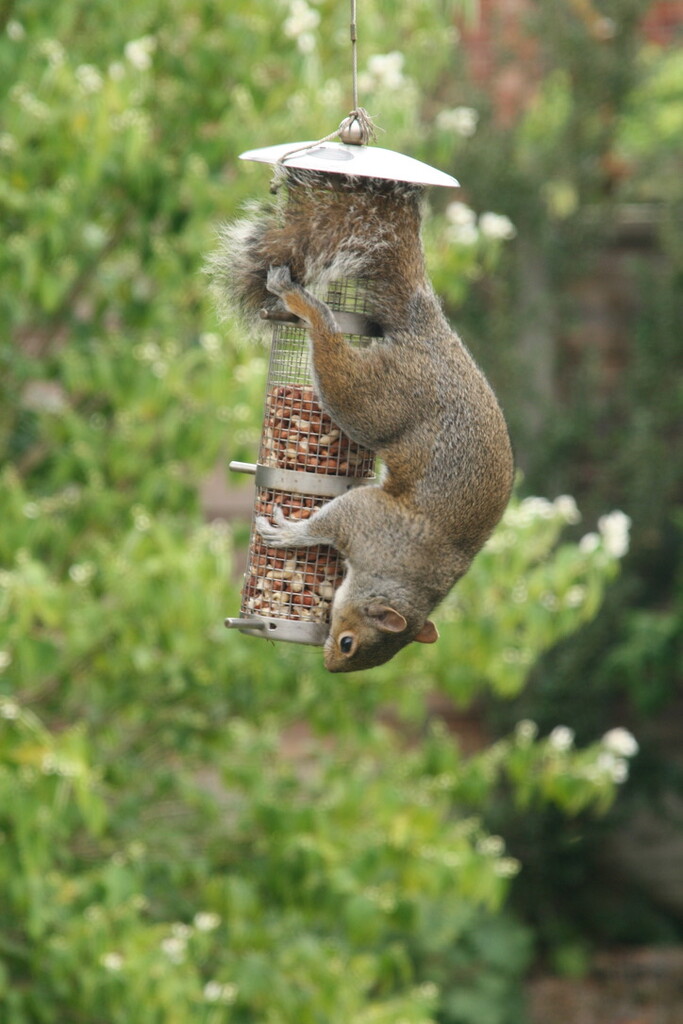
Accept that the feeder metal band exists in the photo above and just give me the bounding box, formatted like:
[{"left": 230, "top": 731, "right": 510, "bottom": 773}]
[
  {"left": 255, "top": 463, "right": 374, "bottom": 498},
  {"left": 225, "top": 615, "right": 328, "bottom": 646},
  {"left": 261, "top": 307, "right": 383, "bottom": 337},
  {"left": 240, "top": 141, "right": 459, "bottom": 189}
]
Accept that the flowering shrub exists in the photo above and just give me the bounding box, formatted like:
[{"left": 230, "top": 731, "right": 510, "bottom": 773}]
[
  {"left": 0, "top": 475, "right": 634, "bottom": 1023},
  {"left": 0, "top": 1, "right": 645, "bottom": 1021}
]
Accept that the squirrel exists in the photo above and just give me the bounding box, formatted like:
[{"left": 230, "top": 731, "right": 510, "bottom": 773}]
[{"left": 208, "top": 167, "right": 514, "bottom": 672}]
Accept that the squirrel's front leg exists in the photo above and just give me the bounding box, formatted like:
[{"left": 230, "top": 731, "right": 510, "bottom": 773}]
[
  {"left": 256, "top": 485, "right": 390, "bottom": 555},
  {"left": 266, "top": 265, "right": 340, "bottom": 337},
  {"left": 255, "top": 500, "right": 342, "bottom": 550}
]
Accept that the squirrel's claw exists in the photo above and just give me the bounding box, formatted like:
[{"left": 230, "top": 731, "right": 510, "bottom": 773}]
[
  {"left": 255, "top": 507, "right": 307, "bottom": 549},
  {"left": 254, "top": 514, "right": 283, "bottom": 545},
  {"left": 272, "top": 504, "right": 288, "bottom": 527}
]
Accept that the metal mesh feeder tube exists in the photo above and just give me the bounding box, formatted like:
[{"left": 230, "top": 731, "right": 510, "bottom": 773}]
[{"left": 227, "top": 278, "right": 378, "bottom": 646}]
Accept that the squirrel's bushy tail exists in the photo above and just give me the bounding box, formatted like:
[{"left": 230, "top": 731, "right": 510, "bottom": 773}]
[
  {"left": 206, "top": 168, "right": 428, "bottom": 334},
  {"left": 205, "top": 199, "right": 286, "bottom": 330}
]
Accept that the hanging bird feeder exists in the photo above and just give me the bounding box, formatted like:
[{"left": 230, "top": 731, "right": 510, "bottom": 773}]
[{"left": 221, "top": 7, "right": 459, "bottom": 648}]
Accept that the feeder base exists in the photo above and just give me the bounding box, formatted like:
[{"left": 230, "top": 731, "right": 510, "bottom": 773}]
[{"left": 225, "top": 615, "right": 328, "bottom": 646}]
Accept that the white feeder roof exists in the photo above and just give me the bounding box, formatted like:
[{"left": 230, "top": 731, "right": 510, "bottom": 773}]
[{"left": 240, "top": 141, "right": 459, "bottom": 189}]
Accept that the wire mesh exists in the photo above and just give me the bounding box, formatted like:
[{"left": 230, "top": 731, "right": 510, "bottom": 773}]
[
  {"left": 258, "top": 383, "right": 374, "bottom": 476},
  {"left": 243, "top": 489, "right": 343, "bottom": 624},
  {"left": 238, "top": 278, "right": 377, "bottom": 640}
]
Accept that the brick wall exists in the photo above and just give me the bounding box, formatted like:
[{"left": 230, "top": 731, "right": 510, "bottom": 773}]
[
  {"left": 642, "top": 0, "right": 683, "bottom": 42},
  {"left": 458, "top": 0, "right": 683, "bottom": 123}
]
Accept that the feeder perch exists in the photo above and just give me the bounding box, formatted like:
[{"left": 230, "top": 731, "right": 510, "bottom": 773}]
[{"left": 225, "top": 139, "right": 458, "bottom": 646}]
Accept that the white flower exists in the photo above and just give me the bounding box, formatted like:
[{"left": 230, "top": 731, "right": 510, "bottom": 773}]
[
  {"left": 69, "top": 562, "right": 96, "bottom": 585},
  {"left": 82, "top": 223, "right": 108, "bottom": 249},
  {"left": 38, "top": 40, "right": 66, "bottom": 67},
  {"left": 199, "top": 332, "right": 220, "bottom": 354},
  {"left": 602, "top": 727, "right": 639, "bottom": 758},
  {"left": 548, "top": 725, "right": 575, "bottom": 752},
  {"left": 436, "top": 106, "right": 479, "bottom": 137},
  {"left": 76, "top": 64, "right": 103, "bottom": 94},
  {"left": 0, "top": 696, "right": 19, "bottom": 716},
  {"left": 445, "top": 202, "right": 479, "bottom": 245},
  {"left": 579, "top": 532, "right": 600, "bottom": 554},
  {"left": 124, "top": 35, "right": 156, "bottom": 71},
  {"left": 360, "top": 51, "right": 406, "bottom": 91},
  {"left": 284, "top": 0, "right": 320, "bottom": 41},
  {"left": 596, "top": 752, "right": 629, "bottom": 784},
  {"left": 161, "top": 936, "right": 186, "bottom": 963},
  {"left": 11, "top": 86, "right": 49, "bottom": 121},
  {"left": 296, "top": 32, "right": 316, "bottom": 53},
  {"left": 203, "top": 982, "right": 223, "bottom": 1002},
  {"left": 515, "top": 719, "right": 538, "bottom": 744},
  {"left": 0, "top": 133, "right": 18, "bottom": 155},
  {"left": 203, "top": 981, "right": 238, "bottom": 1003},
  {"left": 6, "top": 20, "right": 25, "bottom": 41},
  {"left": 193, "top": 911, "right": 221, "bottom": 932},
  {"left": 518, "top": 496, "right": 555, "bottom": 521},
  {"left": 479, "top": 212, "right": 517, "bottom": 241},
  {"left": 553, "top": 494, "right": 581, "bottom": 524},
  {"left": 100, "top": 952, "right": 124, "bottom": 972},
  {"left": 448, "top": 222, "right": 479, "bottom": 245},
  {"left": 598, "top": 510, "right": 631, "bottom": 559},
  {"left": 565, "top": 585, "right": 586, "bottom": 608},
  {"left": 477, "top": 835, "right": 505, "bottom": 856},
  {"left": 494, "top": 857, "right": 520, "bottom": 878},
  {"left": 446, "top": 201, "right": 477, "bottom": 228}
]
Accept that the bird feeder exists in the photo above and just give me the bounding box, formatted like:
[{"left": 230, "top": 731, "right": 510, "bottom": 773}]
[{"left": 224, "top": 128, "right": 458, "bottom": 647}]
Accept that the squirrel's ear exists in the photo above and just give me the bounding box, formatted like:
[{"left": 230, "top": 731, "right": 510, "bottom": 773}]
[
  {"left": 414, "top": 620, "right": 439, "bottom": 644},
  {"left": 367, "top": 604, "right": 408, "bottom": 634}
]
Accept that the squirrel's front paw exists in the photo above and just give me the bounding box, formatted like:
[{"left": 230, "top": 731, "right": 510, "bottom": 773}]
[
  {"left": 255, "top": 505, "right": 309, "bottom": 549},
  {"left": 266, "top": 265, "right": 293, "bottom": 298}
]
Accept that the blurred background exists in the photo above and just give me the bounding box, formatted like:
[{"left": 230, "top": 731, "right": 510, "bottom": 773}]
[{"left": 1, "top": 1, "right": 682, "bottom": 1021}]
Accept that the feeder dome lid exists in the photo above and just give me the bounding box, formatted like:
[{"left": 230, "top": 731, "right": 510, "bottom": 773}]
[{"left": 240, "top": 141, "right": 459, "bottom": 189}]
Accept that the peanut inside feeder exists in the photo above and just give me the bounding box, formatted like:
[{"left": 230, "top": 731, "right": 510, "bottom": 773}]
[{"left": 226, "top": 278, "right": 377, "bottom": 646}]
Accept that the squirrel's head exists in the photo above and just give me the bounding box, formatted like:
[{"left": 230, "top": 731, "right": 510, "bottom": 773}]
[{"left": 324, "top": 599, "right": 439, "bottom": 673}]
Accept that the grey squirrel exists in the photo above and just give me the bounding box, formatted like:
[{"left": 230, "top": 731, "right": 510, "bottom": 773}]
[{"left": 209, "top": 168, "right": 514, "bottom": 672}]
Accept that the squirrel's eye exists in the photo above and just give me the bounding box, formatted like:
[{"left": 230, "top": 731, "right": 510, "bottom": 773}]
[{"left": 339, "top": 634, "right": 355, "bottom": 655}]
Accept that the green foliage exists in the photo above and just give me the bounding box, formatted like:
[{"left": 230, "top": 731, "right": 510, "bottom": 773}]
[
  {"left": 419, "top": 0, "right": 683, "bottom": 958},
  {"left": 0, "top": 449, "right": 631, "bottom": 1024},
  {"left": 0, "top": 0, "right": 658, "bottom": 1020}
]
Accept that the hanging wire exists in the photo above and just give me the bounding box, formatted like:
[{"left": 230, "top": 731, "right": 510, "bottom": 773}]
[
  {"left": 350, "top": 0, "right": 358, "bottom": 110},
  {"left": 275, "top": 0, "right": 378, "bottom": 168},
  {"left": 341, "top": 0, "right": 382, "bottom": 145}
]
